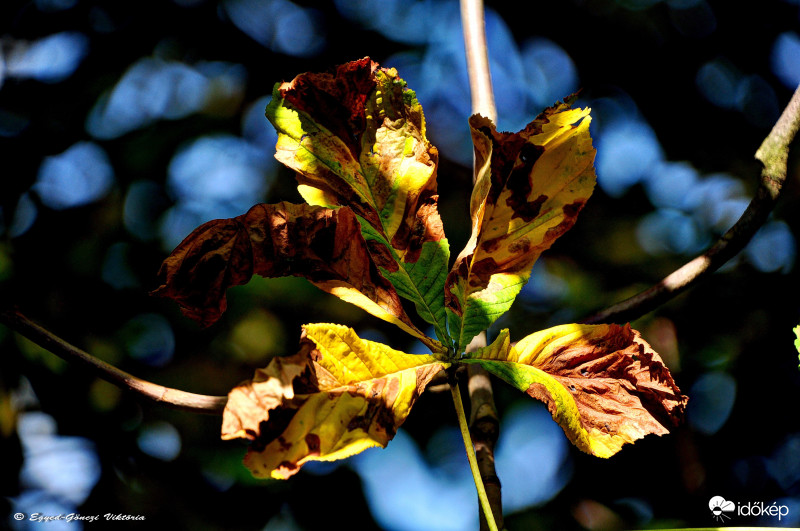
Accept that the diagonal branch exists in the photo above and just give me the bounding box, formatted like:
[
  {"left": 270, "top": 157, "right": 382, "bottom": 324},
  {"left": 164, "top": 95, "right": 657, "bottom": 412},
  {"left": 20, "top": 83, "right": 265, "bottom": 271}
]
[
  {"left": 583, "top": 84, "right": 800, "bottom": 325},
  {"left": 0, "top": 308, "right": 228, "bottom": 414},
  {"left": 460, "top": 1, "right": 503, "bottom": 529}
]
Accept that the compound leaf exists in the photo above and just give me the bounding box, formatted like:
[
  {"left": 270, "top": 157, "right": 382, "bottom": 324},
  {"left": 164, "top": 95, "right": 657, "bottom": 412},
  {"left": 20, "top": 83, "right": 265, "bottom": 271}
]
[
  {"left": 464, "top": 324, "right": 686, "bottom": 458},
  {"left": 266, "top": 58, "right": 450, "bottom": 345},
  {"left": 152, "top": 201, "right": 442, "bottom": 352},
  {"left": 446, "top": 99, "right": 597, "bottom": 352},
  {"left": 222, "top": 323, "right": 448, "bottom": 479}
]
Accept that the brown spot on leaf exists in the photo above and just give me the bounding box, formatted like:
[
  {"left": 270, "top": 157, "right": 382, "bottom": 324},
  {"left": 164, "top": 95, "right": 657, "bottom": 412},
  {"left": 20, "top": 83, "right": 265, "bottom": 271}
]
[
  {"left": 251, "top": 407, "right": 300, "bottom": 452},
  {"left": 276, "top": 436, "right": 291, "bottom": 452},
  {"left": 374, "top": 402, "right": 398, "bottom": 438},
  {"left": 470, "top": 257, "right": 500, "bottom": 285},
  {"left": 480, "top": 237, "right": 502, "bottom": 254},
  {"left": 347, "top": 415, "right": 368, "bottom": 431},
  {"left": 305, "top": 433, "right": 321, "bottom": 456},
  {"left": 562, "top": 200, "right": 584, "bottom": 219},
  {"left": 385, "top": 377, "right": 400, "bottom": 404},
  {"left": 508, "top": 237, "right": 531, "bottom": 255},
  {"left": 444, "top": 291, "right": 461, "bottom": 315},
  {"left": 512, "top": 194, "right": 548, "bottom": 223},
  {"left": 502, "top": 145, "right": 547, "bottom": 222},
  {"left": 292, "top": 365, "right": 320, "bottom": 395},
  {"left": 526, "top": 382, "right": 559, "bottom": 419},
  {"left": 415, "top": 365, "right": 444, "bottom": 396},
  {"left": 485, "top": 133, "right": 527, "bottom": 205},
  {"left": 543, "top": 200, "right": 586, "bottom": 242}
]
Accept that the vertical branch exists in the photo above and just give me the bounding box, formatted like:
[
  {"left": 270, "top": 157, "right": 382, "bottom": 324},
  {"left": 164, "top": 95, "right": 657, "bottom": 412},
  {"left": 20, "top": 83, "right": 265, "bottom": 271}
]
[
  {"left": 460, "top": 0, "right": 497, "bottom": 123},
  {"left": 460, "top": 0, "right": 503, "bottom": 529}
]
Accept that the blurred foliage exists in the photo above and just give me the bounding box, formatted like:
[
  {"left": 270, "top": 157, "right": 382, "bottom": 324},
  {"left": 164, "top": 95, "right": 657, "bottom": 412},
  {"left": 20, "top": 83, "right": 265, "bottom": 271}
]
[{"left": 2, "top": 0, "right": 800, "bottom": 529}]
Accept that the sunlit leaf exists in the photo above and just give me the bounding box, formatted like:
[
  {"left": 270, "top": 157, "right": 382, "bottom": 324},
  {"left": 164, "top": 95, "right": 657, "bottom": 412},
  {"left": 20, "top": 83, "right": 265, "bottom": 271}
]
[
  {"left": 221, "top": 323, "right": 448, "bottom": 479},
  {"left": 446, "top": 99, "right": 597, "bottom": 352},
  {"left": 794, "top": 324, "right": 800, "bottom": 370},
  {"left": 152, "top": 201, "right": 442, "bottom": 352},
  {"left": 266, "top": 58, "right": 451, "bottom": 345},
  {"left": 464, "top": 324, "right": 686, "bottom": 457}
]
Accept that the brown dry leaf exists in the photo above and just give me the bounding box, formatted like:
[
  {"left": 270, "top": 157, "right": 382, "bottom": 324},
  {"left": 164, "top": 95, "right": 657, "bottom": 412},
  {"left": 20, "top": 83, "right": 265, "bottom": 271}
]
[
  {"left": 466, "top": 324, "right": 687, "bottom": 457},
  {"left": 152, "top": 201, "right": 437, "bottom": 349}
]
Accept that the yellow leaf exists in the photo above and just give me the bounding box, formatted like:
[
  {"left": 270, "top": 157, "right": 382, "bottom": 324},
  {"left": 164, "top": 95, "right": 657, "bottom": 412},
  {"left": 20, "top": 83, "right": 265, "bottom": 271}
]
[
  {"left": 465, "top": 324, "right": 686, "bottom": 458},
  {"left": 222, "top": 324, "right": 448, "bottom": 479},
  {"left": 446, "top": 99, "right": 597, "bottom": 352}
]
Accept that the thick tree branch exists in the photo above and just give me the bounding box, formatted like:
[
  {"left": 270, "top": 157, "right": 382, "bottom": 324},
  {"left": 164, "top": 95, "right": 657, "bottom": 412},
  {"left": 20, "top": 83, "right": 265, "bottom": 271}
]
[
  {"left": 583, "top": 84, "right": 800, "bottom": 325},
  {"left": 0, "top": 308, "right": 228, "bottom": 414},
  {"left": 460, "top": 1, "right": 503, "bottom": 529}
]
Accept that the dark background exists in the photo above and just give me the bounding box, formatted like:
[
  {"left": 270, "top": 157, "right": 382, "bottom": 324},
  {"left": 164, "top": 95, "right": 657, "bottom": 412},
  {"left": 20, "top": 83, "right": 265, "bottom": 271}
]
[{"left": 2, "top": 0, "right": 800, "bottom": 529}]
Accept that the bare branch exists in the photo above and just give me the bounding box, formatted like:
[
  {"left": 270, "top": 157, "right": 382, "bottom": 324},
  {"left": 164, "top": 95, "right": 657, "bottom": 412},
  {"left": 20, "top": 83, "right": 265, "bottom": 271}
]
[
  {"left": 583, "top": 84, "right": 800, "bottom": 325},
  {"left": 460, "top": 0, "right": 496, "bottom": 124},
  {"left": 0, "top": 308, "right": 228, "bottom": 415}
]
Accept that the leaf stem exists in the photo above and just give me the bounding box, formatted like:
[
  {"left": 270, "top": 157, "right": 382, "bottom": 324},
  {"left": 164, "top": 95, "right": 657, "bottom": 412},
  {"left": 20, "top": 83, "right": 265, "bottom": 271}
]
[
  {"left": 450, "top": 377, "right": 499, "bottom": 531},
  {"left": 0, "top": 308, "right": 228, "bottom": 414}
]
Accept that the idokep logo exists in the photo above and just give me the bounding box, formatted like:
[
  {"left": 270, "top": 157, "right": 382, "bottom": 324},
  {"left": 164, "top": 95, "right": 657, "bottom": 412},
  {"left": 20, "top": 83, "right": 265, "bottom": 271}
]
[
  {"left": 709, "top": 495, "right": 790, "bottom": 523},
  {"left": 708, "top": 496, "right": 735, "bottom": 522}
]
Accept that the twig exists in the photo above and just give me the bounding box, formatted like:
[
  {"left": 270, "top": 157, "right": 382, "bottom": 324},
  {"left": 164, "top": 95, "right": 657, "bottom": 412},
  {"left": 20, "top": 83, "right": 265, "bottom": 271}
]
[
  {"left": 583, "top": 84, "right": 800, "bottom": 325},
  {"left": 0, "top": 309, "right": 228, "bottom": 414},
  {"left": 460, "top": 1, "right": 503, "bottom": 529},
  {"left": 460, "top": 0, "right": 496, "bottom": 124}
]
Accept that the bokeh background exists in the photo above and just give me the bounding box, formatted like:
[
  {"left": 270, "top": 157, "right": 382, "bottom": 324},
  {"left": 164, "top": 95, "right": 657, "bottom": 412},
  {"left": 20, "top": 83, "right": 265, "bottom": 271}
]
[{"left": 2, "top": 0, "right": 800, "bottom": 529}]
